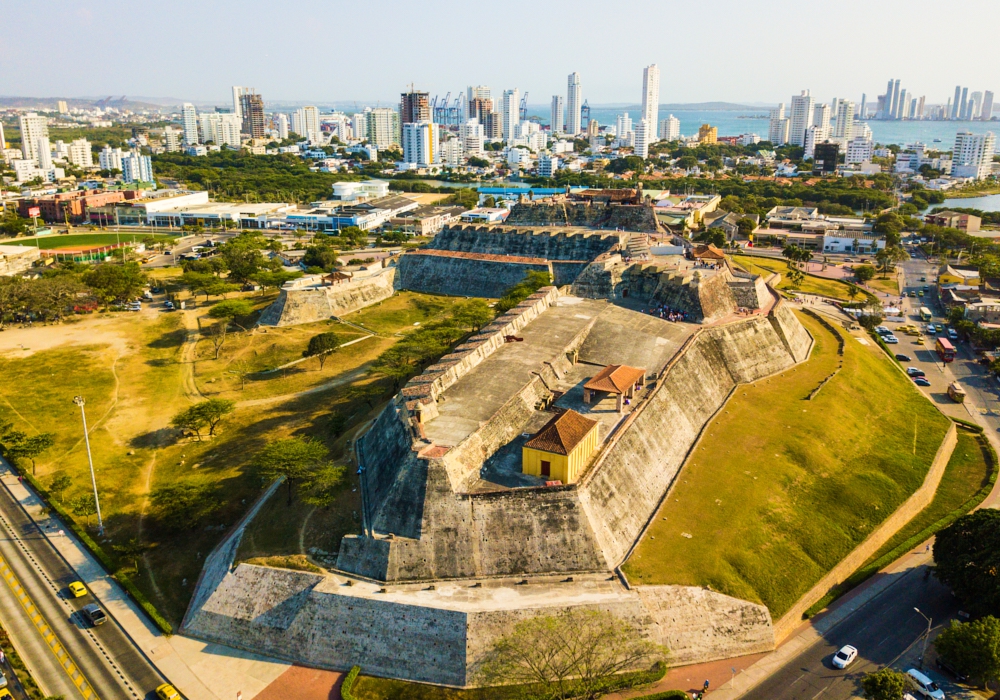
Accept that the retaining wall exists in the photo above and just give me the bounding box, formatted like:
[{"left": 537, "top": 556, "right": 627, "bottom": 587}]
[
  {"left": 426, "top": 225, "right": 623, "bottom": 260},
  {"left": 396, "top": 250, "right": 552, "bottom": 298},
  {"left": 258, "top": 267, "right": 396, "bottom": 327}
]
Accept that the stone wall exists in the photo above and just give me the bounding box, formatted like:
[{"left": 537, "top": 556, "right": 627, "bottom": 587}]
[
  {"left": 652, "top": 270, "right": 739, "bottom": 323},
  {"left": 427, "top": 225, "right": 623, "bottom": 260},
  {"left": 504, "top": 201, "right": 662, "bottom": 233},
  {"left": 258, "top": 267, "right": 397, "bottom": 327},
  {"left": 396, "top": 250, "right": 552, "bottom": 298}
]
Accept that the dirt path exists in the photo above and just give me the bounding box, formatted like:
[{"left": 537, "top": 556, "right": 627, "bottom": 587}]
[
  {"left": 299, "top": 505, "right": 317, "bottom": 555},
  {"left": 179, "top": 311, "right": 206, "bottom": 402},
  {"left": 235, "top": 366, "right": 369, "bottom": 408},
  {"left": 135, "top": 451, "right": 167, "bottom": 604}
]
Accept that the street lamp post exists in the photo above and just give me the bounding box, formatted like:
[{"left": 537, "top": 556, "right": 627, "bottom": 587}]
[
  {"left": 72, "top": 396, "right": 104, "bottom": 537},
  {"left": 914, "top": 607, "right": 932, "bottom": 669}
]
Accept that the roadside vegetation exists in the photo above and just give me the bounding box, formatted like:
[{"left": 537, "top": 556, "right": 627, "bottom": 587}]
[{"left": 622, "top": 311, "right": 951, "bottom": 617}]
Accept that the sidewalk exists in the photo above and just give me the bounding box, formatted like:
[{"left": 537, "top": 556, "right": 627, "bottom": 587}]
[{"left": 0, "top": 466, "right": 289, "bottom": 700}]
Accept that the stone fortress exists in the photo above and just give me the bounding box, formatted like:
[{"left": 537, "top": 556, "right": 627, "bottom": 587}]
[{"left": 185, "top": 196, "right": 814, "bottom": 686}]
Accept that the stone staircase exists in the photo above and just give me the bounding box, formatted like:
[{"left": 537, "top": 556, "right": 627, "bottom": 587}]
[{"left": 626, "top": 234, "right": 650, "bottom": 259}]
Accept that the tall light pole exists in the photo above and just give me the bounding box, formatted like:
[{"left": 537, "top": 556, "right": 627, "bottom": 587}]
[
  {"left": 73, "top": 396, "right": 104, "bottom": 536},
  {"left": 914, "top": 607, "right": 932, "bottom": 668}
]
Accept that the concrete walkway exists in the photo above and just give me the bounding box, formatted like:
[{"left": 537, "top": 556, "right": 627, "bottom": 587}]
[{"left": 0, "top": 470, "right": 289, "bottom": 700}]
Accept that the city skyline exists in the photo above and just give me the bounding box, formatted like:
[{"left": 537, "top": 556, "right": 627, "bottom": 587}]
[{"left": 4, "top": 0, "right": 999, "bottom": 106}]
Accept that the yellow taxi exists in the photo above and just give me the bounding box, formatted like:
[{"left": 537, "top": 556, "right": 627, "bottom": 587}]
[
  {"left": 156, "top": 683, "right": 182, "bottom": 700},
  {"left": 68, "top": 581, "right": 87, "bottom": 598},
  {"left": 0, "top": 689, "right": 13, "bottom": 698}
]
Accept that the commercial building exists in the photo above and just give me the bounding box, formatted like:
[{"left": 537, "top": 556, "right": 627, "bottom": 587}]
[
  {"left": 18, "top": 190, "right": 127, "bottom": 223},
  {"left": 550, "top": 95, "right": 564, "bottom": 134},
  {"left": 67, "top": 138, "right": 93, "bottom": 168},
  {"left": 330, "top": 179, "right": 390, "bottom": 203},
  {"left": 366, "top": 108, "right": 400, "bottom": 148},
  {"left": 789, "top": 90, "right": 814, "bottom": 147},
  {"left": 697, "top": 124, "right": 717, "bottom": 144},
  {"left": 659, "top": 115, "right": 680, "bottom": 141},
  {"left": 812, "top": 142, "right": 840, "bottom": 173},
  {"left": 952, "top": 131, "right": 996, "bottom": 180},
  {"left": 925, "top": 210, "right": 981, "bottom": 232},
  {"left": 402, "top": 121, "right": 439, "bottom": 166},
  {"left": 388, "top": 205, "right": 466, "bottom": 236},
  {"left": 284, "top": 195, "right": 417, "bottom": 232},
  {"left": 641, "top": 64, "right": 660, "bottom": 131},
  {"left": 18, "top": 112, "right": 48, "bottom": 162},
  {"left": 240, "top": 93, "right": 266, "bottom": 139},
  {"left": 566, "top": 72, "right": 582, "bottom": 135},
  {"left": 182, "top": 103, "right": 199, "bottom": 145}
]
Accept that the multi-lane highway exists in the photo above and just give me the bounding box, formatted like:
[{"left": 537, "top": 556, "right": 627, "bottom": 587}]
[{"left": 0, "top": 474, "right": 164, "bottom": 699}]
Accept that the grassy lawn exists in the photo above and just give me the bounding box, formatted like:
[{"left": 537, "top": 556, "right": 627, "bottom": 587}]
[
  {"left": 732, "top": 255, "right": 860, "bottom": 301},
  {"left": 622, "top": 311, "right": 951, "bottom": 617},
  {"left": 7, "top": 233, "right": 177, "bottom": 249},
  {"left": 866, "top": 276, "right": 900, "bottom": 296}
]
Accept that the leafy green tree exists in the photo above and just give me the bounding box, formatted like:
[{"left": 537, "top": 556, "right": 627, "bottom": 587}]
[
  {"left": 252, "top": 270, "right": 301, "bottom": 292},
  {"left": 170, "top": 399, "right": 236, "bottom": 441},
  {"left": 452, "top": 299, "right": 494, "bottom": 331},
  {"left": 219, "top": 232, "right": 268, "bottom": 284},
  {"left": 69, "top": 493, "right": 98, "bottom": 524},
  {"left": 338, "top": 226, "right": 368, "bottom": 248},
  {"left": 82, "top": 262, "right": 148, "bottom": 307},
  {"left": 149, "top": 482, "right": 222, "bottom": 532},
  {"left": 854, "top": 265, "right": 876, "bottom": 283},
  {"left": 112, "top": 537, "right": 149, "bottom": 572},
  {"left": 935, "top": 510, "right": 1000, "bottom": 615},
  {"left": 0, "top": 210, "right": 29, "bottom": 238},
  {"left": 495, "top": 270, "right": 552, "bottom": 313},
  {"left": 302, "top": 240, "right": 341, "bottom": 270},
  {"left": 209, "top": 299, "right": 254, "bottom": 328},
  {"left": 251, "top": 437, "right": 331, "bottom": 505},
  {"left": 49, "top": 474, "right": 72, "bottom": 503},
  {"left": 860, "top": 668, "right": 908, "bottom": 700},
  {"left": 736, "top": 217, "right": 757, "bottom": 238},
  {"left": 446, "top": 188, "right": 480, "bottom": 209},
  {"left": 303, "top": 332, "right": 341, "bottom": 370},
  {"left": 605, "top": 156, "right": 646, "bottom": 175},
  {"left": 466, "top": 157, "right": 490, "bottom": 169},
  {"left": 301, "top": 464, "right": 348, "bottom": 508},
  {"left": 475, "top": 609, "right": 664, "bottom": 700},
  {"left": 2, "top": 432, "right": 56, "bottom": 474},
  {"left": 935, "top": 616, "right": 1000, "bottom": 689},
  {"left": 696, "top": 229, "right": 726, "bottom": 248}
]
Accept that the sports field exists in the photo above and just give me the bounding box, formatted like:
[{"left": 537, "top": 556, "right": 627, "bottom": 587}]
[
  {"left": 622, "top": 311, "right": 951, "bottom": 616},
  {"left": 6, "top": 233, "right": 177, "bottom": 250}
]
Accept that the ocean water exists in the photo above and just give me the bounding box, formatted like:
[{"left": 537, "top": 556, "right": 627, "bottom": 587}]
[{"left": 539, "top": 107, "right": 998, "bottom": 148}]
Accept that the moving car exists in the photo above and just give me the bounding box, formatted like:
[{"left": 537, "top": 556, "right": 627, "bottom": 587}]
[
  {"left": 68, "top": 581, "right": 87, "bottom": 598},
  {"left": 82, "top": 603, "right": 107, "bottom": 626},
  {"left": 832, "top": 645, "right": 858, "bottom": 669},
  {"left": 156, "top": 683, "right": 182, "bottom": 700},
  {"left": 907, "top": 367, "right": 926, "bottom": 377},
  {"left": 906, "top": 668, "right": 945, "bottom": 699},
  {"left": 948, "top": 329, "right": 959, "bottom": 340},
  {"left": 895, "top": 354, "right": 912, "bottom": 361},
  {"left": 914, "top": 377, "right": 931, "bottom": 387}
]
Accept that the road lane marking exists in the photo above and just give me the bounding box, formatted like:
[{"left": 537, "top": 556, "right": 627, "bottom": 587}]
[{"left": 0, "top": 554, "right": 101, "bottom": 699}]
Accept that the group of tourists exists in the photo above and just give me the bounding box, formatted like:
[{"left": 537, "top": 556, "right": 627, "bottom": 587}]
[{"left": 643, "top": 304, "right": 689, "bottom": 322}]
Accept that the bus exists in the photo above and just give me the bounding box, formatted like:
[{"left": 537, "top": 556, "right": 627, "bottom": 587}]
[
  {"left": 948, "top": 382, "right": 967, "bottom": 403},
  {"left": 936, "top": 337, "right": 956, "bottom": 363},
  {"left": 919, "top": 307, "right": 933, "bottom": 322}
]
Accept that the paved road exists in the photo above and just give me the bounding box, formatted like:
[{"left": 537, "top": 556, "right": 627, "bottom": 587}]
[{"left": 0, "top": 479, "right": 164, "bottom": 699}]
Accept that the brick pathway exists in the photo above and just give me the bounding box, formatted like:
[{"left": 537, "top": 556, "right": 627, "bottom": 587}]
[{"left": 254, "top": 665, "right": 344, "bottom": 700}]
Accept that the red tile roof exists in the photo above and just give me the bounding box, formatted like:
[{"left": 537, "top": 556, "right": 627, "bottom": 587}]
[
  {"left": 524, "top": 410, "right": 598, "bottom": 456},
  {"left": 584, "top": 365, "right": 646, "bottom": 394}
]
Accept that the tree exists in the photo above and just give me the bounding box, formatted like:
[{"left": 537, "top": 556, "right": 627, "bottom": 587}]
[
  {"left": 847, "top": 283, "right": 861, "bottom": 301},
  {"left": 3, "top": 432, "right": 56, "bottom": 474},
  {"left": 935, "top": 616, "right": 1000, "bottom": 690},
  {"left": 228, "top": 358, "right": 254, "bottom": 391},
  {"left": 676, "top": 155, "right": 698, "bottom": 171},
  {"left": 696, "top": 229, "right": 727, "bottom": 248},
  {"left": 219, "top": 232, "right": 268, "bottom": 284},
  {"left": 339, "top": 226, "right": 368, "bottom": 249},
  {"left": 452, "top": 299, "right": 494, "bottom": 331},
  {"left": 302, "top": 240, "right": 341, "bottom": 271},
  {"left": 475, "top": 609, "right": 664, "bottom": 700},
  {"left": 149, "top": 482, "right": 222, "bottom": 532},
  {"left": 69, "top": 493, "right": 98, "bottom": 524},
  {"left": 170, "top": 399, "right": 235, "bottom": 440},
  {"left": 854, "top": 265, "right": 876, "bottom": 283},
  {"left": 112, "top": 538, "right": 149, "bottom": 573},
  {"left": 935, "top": 510, "right": 1000, "bottom": 615},
  {"left": 303, "top": 332, "right": 341, "bottom": 370},
  {"left": 49, "top": 474, "right": 72, "bottom": 503},
  {"left": 82, "top": 262, "right": 147, "bottom": 307},
  {"left": 736, "top": 217, "right": 757, "bottom": 238},
  {"left": 209, "top": 299, "right": 254, "bottom": 329},
  {"left": 860, "top": 668, "right": 908, "bottom": 700},
  {"left": 300, "top": 464, "right": 348, "bottom": 508},
  {"left": 0, "top": 277, "right": 27, "bottom": 329},
  {"left": 207, "top": 321, "right": 228, "bottom": 360},
  {"left": 251, "top": 437, "right": 331, "bottom": 505}
]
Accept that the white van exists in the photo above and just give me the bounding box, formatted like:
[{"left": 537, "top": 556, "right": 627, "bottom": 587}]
[{"left": 906, "top": 669, "right": 945, "bottom": 700}]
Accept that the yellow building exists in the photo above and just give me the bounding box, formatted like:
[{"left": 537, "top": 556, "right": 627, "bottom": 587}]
[
  {"left": 938, "top": 265, "right": 980, "bottom": 287},
  {"left": 698, "top": 124, "right": 718, "bottom": 144},
  {"left": 522, "top": 409, "right": 600, "bottom": 484}
]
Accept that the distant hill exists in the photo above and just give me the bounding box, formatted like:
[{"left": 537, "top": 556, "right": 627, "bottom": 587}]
[{"left": 0, "top": 96, "right": 171, "bottom": 111}]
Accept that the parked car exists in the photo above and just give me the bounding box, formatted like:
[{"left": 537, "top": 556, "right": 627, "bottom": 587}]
[
  {"left": 914, "top": 377, "right": 931, "bottom": 386},
  {"left": 936, "top": 656, "right": 968, "bottom": 682},
  {"left": 895, "top": 354, "right": 912, "bottom": 361},
  {"left": 875, "top": 326, "right": 891, "bottom": 335},
  {"left": 906, "top": 668, "right": 945, "bottom": 699},
  {"left": 832, "top": 645, "right": 858, "bottom": 669},
  {"left": 0, "top": 671, "right": 6, "bottom": 689},
  {"left": 164, "top": 300, "right": 175, "bottom": 310},
  {"left": 884, "top": 335, "right": 899, "bottom": 344},
  {"left": 82, "top": 603, "right": 107, "bottom": 626},
  {"left": 907, "top": 367, "right": 926, "bottom": 377}
]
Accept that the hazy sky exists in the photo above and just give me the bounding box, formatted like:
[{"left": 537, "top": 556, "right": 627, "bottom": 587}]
[{"left": 4, "top": 0, "right": 999, "bottom": 107}]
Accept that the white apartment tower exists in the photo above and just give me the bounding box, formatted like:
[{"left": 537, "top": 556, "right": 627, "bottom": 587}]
[
  {"left": 402, "top": 121, "right": 440, "bottom": 166},
  {"left": 834, "top": 100, "right": 855, "bottom": 141},
  {"left": 163, "top": 127, "right": 181, "bottom": 152},
  {"left": 768, "top": 104, "right": 789, "bottom": 145},
  {"left": 845, "top": 136, "right": 874, "bottom": 165},
  {"left": 293, "top": 106, "right": 321, "bottom": 144},
  {"left": 616, "top": 113, "right": 633, "bottom": 140},
  {"left": 789, "top": 91, "right": 814, "bottom": 147},
  {"left": 566, "top": 72, "right": 582, "bottom": 135},
  {"left": 952, "top": 131, "right": 996, "bottom": 180},
  {"left": 67, "top": 138, "right": 93, "bottom": 168},
  {"left": 634, "top": 119, "right": 651, "bottom": 158},
  {"left": 99, "top": 145, "right": 124, "bottom": 172},
  {"left": 36, "top": 137, "right": 53, "bottom": 169},
  {"left": 641, "top": 64, "right": 660, "bottom": 131},
  {"left": 365, "top": 108, "right": 399, "bottom": 147},
  {"left": 658, "top": 114, "right": 680, "bottom": 141},
  {"left": 502, "top": 89, "right": 520, "bottom": 141},
  {"left": 813, "top": 104, "right": 831, "bottom": 141},
  {"left": 182, "top": 103, "right": 199, "bottom": 145},
  {"left": 461, "top": 118, "right": 485, "bottom": 156},
  {"left": 18, "top": 112, "right": 48, "bottom": 162},
  {"left": 276, "top": 114, "right": 289, "bottom": 140},
  {"left": 983, "top": 92, "right": 995, "bottom": 122},
  {"left": 550, "top": 96, "right": 564, "bottom": 134}
]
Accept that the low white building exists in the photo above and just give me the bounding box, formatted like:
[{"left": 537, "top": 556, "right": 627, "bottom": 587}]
[
  {"left": 330, "top": 179, "right": 390, "bottom": 203},
  {"left": 845, "top": 137, "right": 873, "bottom": 165},
  {"left": 0, "top": 245, "right": 41, "bottom": 276},
  {"left": 538, "top": 154, "right": 560, "bottom": 177},
  {"left": 822, "top": 232, "right": 886, "bottom": 254}
]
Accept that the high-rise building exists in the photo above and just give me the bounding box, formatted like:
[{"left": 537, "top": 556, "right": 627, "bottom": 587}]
[
  {"left": 121, "top": 150, "right": 153, "bottom": 183},
  {"left": 959, "top": 87, "right": 970, "bottom": 119},
  {"left": 57, "top": 100, "right": 68, "bottom": 114},
  {"left": 970, "top": 92, "right": 984, "bottom": 120},
  {"left": 538, "top": 154, "right": 559, "bottom": 178},
  {"left": 37, "top": 137, "right": 52, "bottom": 170},
  {"left": 697, "top": 124, "right": 717, "bottom": 144},
  {"left": 461, "top": 118, "right": 485, "bottom": 156},
  {"left": 18, "top": 112, "right": 48, "bottom": 162},
  {"left": 917, "top": 96, "right": 926, "bottom": 120},
  {"left": 163, "top": 127, "right": 181, "bottom": 152},
  {"left": 400, "top": 90, "right": 430, "bottom": 125},
  {"left": 0, "top": 122, "right": 5, "bottom": 149},
  {"left": 768, "top": 103, "right": 788, "bottom": 144},
  {"left": 182, "top": 103, "right": 199, "bottom": 145},
  {"left": 482, "top": 112, "right": 501, "bottom": 140},
  {"left": 240, "top": 93, "right": 266, "bottom": 139},
  {"left": 634, "top": 119, "right": 651, "bottom": 158},
  {"left": 982, "top": 91, "right": 995, "bottom": 122},
  {"left": 466, "top": 86, "right": 491, "bottom": 117},
  {"left": 834, "top": 100, "right": 855, "bottom": 140},
  {"left": 804, "top": 126, "right": 820, "bottom": 158},
  {"left": 276, "top": 114, "right": 289, "bottom": 140},
  {"left": 550, "top": 96, "right": 564, "bottom": 134},
  {"left": 365, "top": 108, "right": 400, "bottom": 148},
  {"left": 293, "top": 106, "right": 321, "bottom": 143},
  {"left": 501, "top": 89, "right": 520, "bottom": 141},
  {"left": 890, "top": 80, "right": 901, "bottom": 119},
  {"left": 99, "top": 145, "right": 124, "bottom": 172},
  {"left": 952, "top": 130, "right": 996, "bottom": 180},
  {"left": 897, "top": 89, "right": 909, "bottom": 119},
  {"left": 67, "top": 138, "right": 93, "bottom": 168},
  {"left": 468, "top": 97, "right": 493, "bottom": 124},
  {"left": 351, "top": 112, "right": 368, "bottom": 140},
  {"left": 952, "top": 86, "right": 963, "bottom": 119},
  {"left": 232, "top": 86, "right": 254, "bottom": 119},
  {"left": 402, "top": 121, "right": 439, "bottom": 166},
  {"left": 845, "top": 136, "right": 874, "bottom": 165},
  {"left": 566, "top": 72, "right": 582, "bottom": 135},
  {"left": 813, "top": 142, "right": 839, "bottom": 173},
  {"left": 789, "top": 91, "right": 814, "bottom": 147},
  {"left": 641, "top": 64, "right": 660, "bottom": 131},
  {"left": 859, "top": 94, "right": 867, "bottom": 119},
  {"left": 616, "top": 112, "right": 633, "bottom": 140},
  {"left": 813, "top": 104, "right": 831, "bottom": 140},
  {"left": 659, "top": 114, "right": 680, "bottom": 141}
]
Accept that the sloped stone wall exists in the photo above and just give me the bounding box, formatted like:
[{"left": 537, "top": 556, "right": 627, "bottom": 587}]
[
  {"left": 427, "top": 225, "right": 623, "bottom": 260},
  {"left": 396, "top": 250, "right": 552, "bottom": 298},
  {"left": 258, "top": 268, "right": 397, "bottom": 327}
]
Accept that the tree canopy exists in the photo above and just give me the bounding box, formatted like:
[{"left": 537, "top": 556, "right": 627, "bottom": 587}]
[
  {"left": 250, "top": 436, "right": 334, "bottom": 505},
  {"left": 860, "top": 668, "right": 908, "bottom": 700},
  {"left": 303, "top": 332, "right": 341, "bottom": 370},
  {"left": 82, "top": 262, "right": 147, "bottom": 306},
  {"left": 935, "top": 510, "right": 1000, "bottom": 615},
  {"left": 170, "top": 399, "right": 236, "bottom": 441},
  {"left": 935, "top": 616, "right": 1000, "bottom": 690}
]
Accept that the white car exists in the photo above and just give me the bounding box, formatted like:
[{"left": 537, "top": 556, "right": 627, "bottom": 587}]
[
  {"left": 906, "top": 668, "right": 945, "bottom": 699},
  {"left": 884, "top": 335, "right": 900, "bottom": 344},
  {"left": 832, "top": 645, "right": 858, "bottom": 669}
]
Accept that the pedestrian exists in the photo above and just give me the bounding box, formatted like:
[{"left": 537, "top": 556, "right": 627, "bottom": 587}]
[
  {"left": 704, "top": 680, "right": 711, "bottom": 692},
  {"left": 0, "top": 648, "right": 5, "bottom": 664}
]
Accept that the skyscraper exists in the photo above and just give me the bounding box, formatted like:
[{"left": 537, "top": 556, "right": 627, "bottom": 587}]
[
  {"left": 402, "top": 121, "right": 439, "bottom": 166},
  {"left": 550, "top": 96, "right": 564, "bottom": 134},
  {"left": 890, "top": 80, "right": 901, "bottom": 119},
  {"left": 502, "top": 89, "right": 520, "bottom": 141},
  {"left": 959, "top": 87, "right": 969, "bottom": 119},
  {"left": 365, "top": 108, "right": 400, "bottom": 147},
  {"left": 181, "top": 103, "right": 199, "bottom": 145},
  {"left": 952, "top": 130, "right": 996, "bottom": 179},
  {"left": 813, "top": 104, "right": 831, "bottom": 140},
  {"left": 953, "top": 86, "right": 963, "bottom": 119},
  {"left": 768, "top": 103, "right": 788, "bottom": 145},
  {"left": 658, "top": 115, "right": 680, "bottom": 141},
  {"left": 834, "top": 100, "right": 855, "bottom": 140},
  {"left": 641, "top": 64, "right": 660, "bottom": 132},
  {"left": 789, "top": 91, "right": 814, "bottom": 147},
  {"left": 971, "top": 92, "right": 984, "bottom": 120},
  {"left": 859, "top": 94, "right": 867, "bottom": 119},
  {"left": 18, "top": 112, "right": 48, "bottom": 162},
  {"left": 401, "top": 90, "right": 430, "bottom": 125},
  {"left": 616, "top": 113, "right": 633, "bottom": 140},
  {"left": 634, "top": 120, "right": 651, "bottom": 158},
  {"left": 240, "top": 93, "right": 266, "bottom": 139},
  {"left": 566, "top": 72, "right": 582, "bottom": 135},
  {"left": 292, "top": 106, "right": 321, "bottom": 143},
  {"left": 232, "top": 86, "right": 254, "bottom": 119},
  {"left": 0, "top": 122, "right": 5, "bottom": 150},
  {"left": 897, "top": 89, "right": 908, "bottom": 119},
  {"left": 882, "top": 79, "right": 895, "bottom": 118},
  {"left": 276, "top": 114, "right": 289, "bottom": 139},
  {"left": 982, "top": 91, "right": 995, "bottom": 122}
]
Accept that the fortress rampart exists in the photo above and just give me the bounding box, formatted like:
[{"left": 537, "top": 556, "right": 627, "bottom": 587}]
[{"left": 257, "top": 267, "right": 396, "bottom": 327}]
